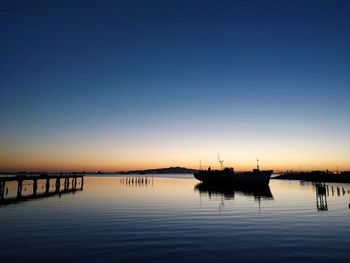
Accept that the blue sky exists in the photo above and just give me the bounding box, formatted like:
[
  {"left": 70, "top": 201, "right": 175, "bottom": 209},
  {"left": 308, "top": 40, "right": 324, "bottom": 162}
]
[{"left": 1, "top": 0, "right": 350, "bottom": 171}]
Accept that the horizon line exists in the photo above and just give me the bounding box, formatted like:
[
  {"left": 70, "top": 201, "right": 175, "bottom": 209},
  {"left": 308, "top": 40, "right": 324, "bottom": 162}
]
[{"left": 0, "top": 166, "right": 348, "bottom": 174}]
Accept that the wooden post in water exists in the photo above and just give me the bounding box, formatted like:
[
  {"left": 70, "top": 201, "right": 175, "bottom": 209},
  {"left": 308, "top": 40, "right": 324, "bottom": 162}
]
[
  {"left": 55, "top": 178, "right": 60, "bottom": 193},
  {"left": 45, "top": 178, "right": 50, "bottom": 195},
  {"left": 81, "top": 176, "right": 84, "bottom": 190},
  {"left": 0, "top": 181, "right": 5, "bottom": 200},
  {"left": 17, "top": 179, "right": 23, "bottom": 199},
  {"left": 64, "top": 177, "right": 68, "bottom": 191},
  {"left": 33, "top": 178, "right": 38, "bottom": 196}
]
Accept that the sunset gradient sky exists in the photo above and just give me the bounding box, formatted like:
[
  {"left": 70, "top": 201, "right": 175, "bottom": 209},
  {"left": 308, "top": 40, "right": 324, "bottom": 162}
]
[{"left": 1, "top": 0, "right": 350, "bottom": 172}]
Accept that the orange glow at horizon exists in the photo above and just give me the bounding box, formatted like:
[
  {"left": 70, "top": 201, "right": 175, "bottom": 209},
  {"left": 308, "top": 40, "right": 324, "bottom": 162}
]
[
  {"left": 1, "top": 121, "right": 350, "bottom": 172},
  {"left": 1, "top": 148, "right": 350, "bottom": 172}
]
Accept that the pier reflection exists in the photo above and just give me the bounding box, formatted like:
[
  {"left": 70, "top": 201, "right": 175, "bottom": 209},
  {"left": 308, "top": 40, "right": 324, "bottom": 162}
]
[
  {"left": 0, "top": 175, "right": 84, "bottom": 206},
  {"left": 314, "top": 183, "right": 350, "bottom": 212},
  {"left": 194, "top": 183, "right": 273, "bottom": 200},
  {"left": 315, "top": 183, "right": 328, "bottom": 211}
]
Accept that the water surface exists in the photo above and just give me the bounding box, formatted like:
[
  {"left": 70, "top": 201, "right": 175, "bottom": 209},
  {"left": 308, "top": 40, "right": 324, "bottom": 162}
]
[{"left": 1, "top": 175, "right": 350, "bottom": 262}]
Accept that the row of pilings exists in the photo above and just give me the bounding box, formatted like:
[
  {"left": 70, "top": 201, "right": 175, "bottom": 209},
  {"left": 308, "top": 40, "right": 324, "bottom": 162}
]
[{"left": 120, "top": 177, "right": 153, "bottom": 187}]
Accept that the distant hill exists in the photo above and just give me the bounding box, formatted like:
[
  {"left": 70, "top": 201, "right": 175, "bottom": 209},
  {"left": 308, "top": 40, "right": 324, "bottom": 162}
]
[
  {"left": 0, "top": 167, "right": 198, "bottom": 175},
  {"left": 125, "top": 167, "right": 198, "bottom": 174}
]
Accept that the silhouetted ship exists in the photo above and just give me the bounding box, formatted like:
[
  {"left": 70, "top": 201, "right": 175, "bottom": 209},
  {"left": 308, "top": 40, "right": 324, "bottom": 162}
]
[{"left": 194, "top": 158, "right": 272, "bottom": 185}]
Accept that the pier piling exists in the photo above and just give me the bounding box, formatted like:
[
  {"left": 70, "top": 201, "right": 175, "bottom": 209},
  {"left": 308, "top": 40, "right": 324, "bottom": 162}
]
[
  {"left": 17, "top": 180, "right": 23, "bottom": 199},
  {"left": 33, "top": 179, "right": 38, "bottom": 196},
  {"left": 55, "top": 178, "right": 60, "bottom": 193},
  {"left": 0, "top": 181, "right": 5, "bottom": 200}
]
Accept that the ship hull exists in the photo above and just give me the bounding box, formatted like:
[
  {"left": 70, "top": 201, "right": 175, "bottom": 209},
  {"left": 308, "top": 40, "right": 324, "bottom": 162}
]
[{"left": 194, "top": 170, "right": 272, "bottom": 185}]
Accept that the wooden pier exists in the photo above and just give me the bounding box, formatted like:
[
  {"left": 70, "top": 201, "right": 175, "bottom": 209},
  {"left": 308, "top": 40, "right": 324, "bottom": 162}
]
[{"left": 0, "top": 174, "right": 84, "bottom": 205}]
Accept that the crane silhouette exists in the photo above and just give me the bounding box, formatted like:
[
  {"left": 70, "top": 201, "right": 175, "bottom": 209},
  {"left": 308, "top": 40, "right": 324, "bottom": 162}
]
[{"left": 217, "top": 154, "right": 224, "bottom": 170}]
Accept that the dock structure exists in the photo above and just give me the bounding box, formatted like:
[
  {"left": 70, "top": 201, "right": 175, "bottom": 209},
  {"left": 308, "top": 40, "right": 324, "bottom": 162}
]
[{"left": 0, "top": 174, "right": 84, "bottom": 205}]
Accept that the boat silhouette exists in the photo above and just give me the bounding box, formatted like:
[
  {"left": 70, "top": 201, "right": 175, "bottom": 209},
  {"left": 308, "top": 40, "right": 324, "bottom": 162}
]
[{"left": 194, "top": 158, "right": 273, "bottom": 185}]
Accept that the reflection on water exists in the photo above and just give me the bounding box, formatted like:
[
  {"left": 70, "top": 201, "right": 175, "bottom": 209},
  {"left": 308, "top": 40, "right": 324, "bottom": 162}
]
[
  {"left": 314, "top": 183, "right": 350, "bottom": 212},
  {"left": 0, "top": 176, "right": 84, "bottom": 206},
  {"left": 315, "top": 183, "right": 328, "bottom": 211},
  {"left": 194, "top": 183, "right": 273, "bottom": 213},
  {"left": 1, "top": 176, "right": 350, "bottom": 262},
  {"left": 194, "top": 183, "right": 273, "bottom": 199}
]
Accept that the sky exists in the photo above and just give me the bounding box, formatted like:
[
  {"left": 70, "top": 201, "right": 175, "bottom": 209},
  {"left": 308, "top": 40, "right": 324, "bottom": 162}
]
[{"left": 1, "top": 0, "right": 350, "bottom": 172}]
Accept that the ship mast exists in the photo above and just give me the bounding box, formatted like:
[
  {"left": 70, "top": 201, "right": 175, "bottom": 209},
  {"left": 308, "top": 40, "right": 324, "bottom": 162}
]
[{"left": 257, "top": 158, "right": 260, "bottom": 170}]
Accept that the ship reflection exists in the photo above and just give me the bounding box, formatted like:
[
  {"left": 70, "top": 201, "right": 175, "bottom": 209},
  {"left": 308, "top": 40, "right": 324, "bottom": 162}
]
[{"left": 194, "top": 183, "right": 273, "bottom": 200}]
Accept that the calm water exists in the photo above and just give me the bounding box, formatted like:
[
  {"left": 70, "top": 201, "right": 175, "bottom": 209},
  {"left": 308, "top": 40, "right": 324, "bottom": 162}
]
[{"left": 1, "top": 175, "right": 350, "bottom": 262}]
